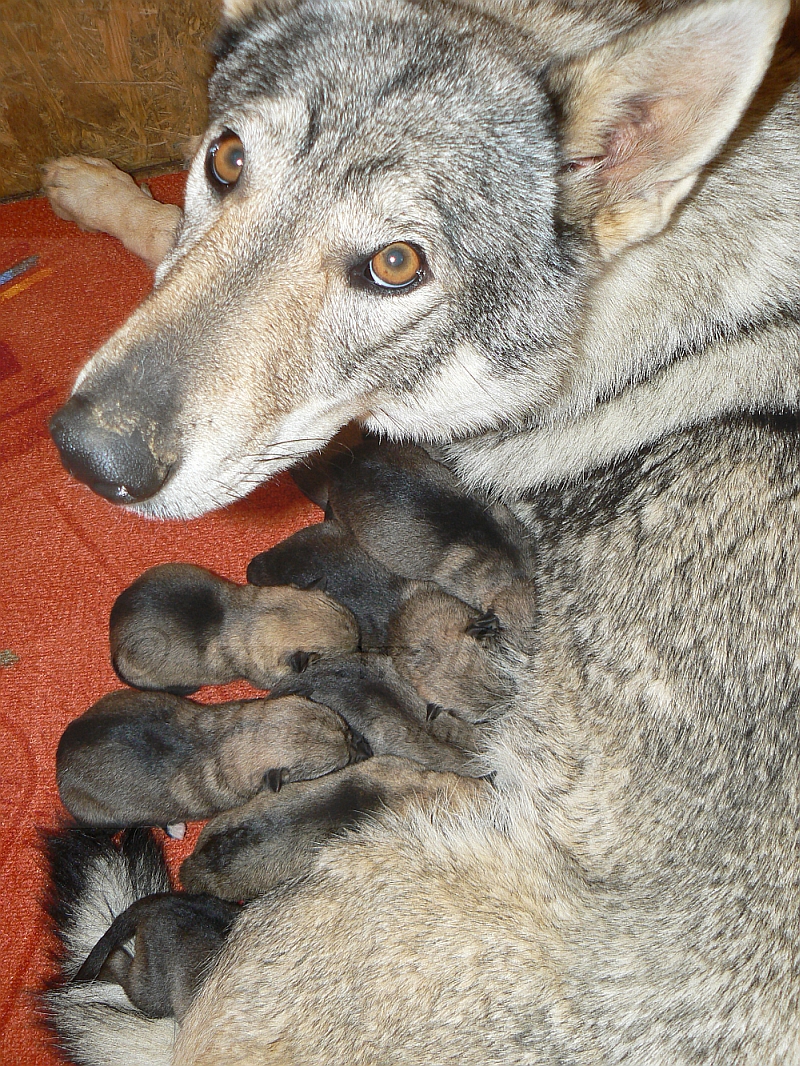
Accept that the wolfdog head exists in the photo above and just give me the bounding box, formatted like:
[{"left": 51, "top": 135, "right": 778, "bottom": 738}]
[{"left": 50, "top": 0, "right": 788, "bottom": 517}]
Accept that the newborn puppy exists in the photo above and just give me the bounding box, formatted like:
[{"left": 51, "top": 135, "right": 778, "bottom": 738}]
[
  {"left": 270, "top": 652, "right": 481, "bottom": 772},
  {"left": 110, "top": 563, "right": 359, "bottom": 693},
  {"left": 57, "top": 689, "right": 362, "bottom": 828},
  {"left": 387, "top": 580, "right": 538, "bottom": 724},
  {"left": 182, "top": 756, "right": 488, "bottom": 901},
  {"left": 247, "top": 520, "right": 410, "bottom": 651},
  {"left": 388, "top": 588, "right": 512, "bottom": 724},
  {"left": 309, "top": 441, "right": 534, "bottom": 608},
  {"left": 71, "top": 892, "right": 241, "bottom": 1021}
]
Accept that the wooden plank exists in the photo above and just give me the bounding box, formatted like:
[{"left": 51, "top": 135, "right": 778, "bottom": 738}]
[{"left": 0, "top": 0, "right": 218, "bottom": 199}]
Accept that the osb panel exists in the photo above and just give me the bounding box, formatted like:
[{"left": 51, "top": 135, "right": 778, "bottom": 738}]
[{"left": 0, "top": 0, "right": 220, "bottom": 199}]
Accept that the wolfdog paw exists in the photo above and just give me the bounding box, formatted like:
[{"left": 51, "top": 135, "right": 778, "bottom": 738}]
[
  {"left": 41, "top": 156, "right": 144, "bottom": 230},
  {"left": 40, "top": 156, "right": 182, "bottom": 268}
]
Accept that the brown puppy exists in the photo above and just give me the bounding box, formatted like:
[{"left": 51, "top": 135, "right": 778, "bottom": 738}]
[
  {"left": 57, "top": 689, "right": 362, "bottom": 828},
  {"left": 110, "top": 562, "right": 359, "bottom": 693},
  {"left": 387, "top": 583, "right": 537, "bottom": 723}
]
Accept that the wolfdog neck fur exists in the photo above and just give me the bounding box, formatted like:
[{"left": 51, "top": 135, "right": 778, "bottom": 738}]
[
  {"left": 444, "top": 23, "right": 800, "bottom": 495},
  {"left": 44, "top": 1, "right": 800, "bottom": 1063}
]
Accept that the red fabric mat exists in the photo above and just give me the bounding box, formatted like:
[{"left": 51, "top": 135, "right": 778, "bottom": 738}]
[{"left": 0, "top": 173, "right": 321, "bottom": 1064}]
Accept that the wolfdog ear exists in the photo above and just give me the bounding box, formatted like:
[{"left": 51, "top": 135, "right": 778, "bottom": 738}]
[
  {"left": 547, "top": 0, "right": 788, "bottom": 258},
  {"left": 220, "top": 0, "right": 297, "bottom": 24}
]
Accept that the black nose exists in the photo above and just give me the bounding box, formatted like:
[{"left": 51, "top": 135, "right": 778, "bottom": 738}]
[{"left": 50, "top": 395, "right": 169, "bottom": 504}]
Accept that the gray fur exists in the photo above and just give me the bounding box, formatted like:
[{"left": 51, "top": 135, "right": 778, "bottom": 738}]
[{"left": 40, "top": 0, "right": 800, "bottom": 1062}]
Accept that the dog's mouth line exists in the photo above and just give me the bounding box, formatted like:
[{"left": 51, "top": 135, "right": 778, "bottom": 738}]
[
  {"left": 115, "top": 390, "right": 363, "bottom": 517},
  {"left": 124, "top": 436, "right": 333, "bottom": 517}
]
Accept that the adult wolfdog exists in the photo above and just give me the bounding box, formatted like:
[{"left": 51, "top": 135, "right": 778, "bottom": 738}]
[{"left": 42, "top": 0, "right": 800, "bottom": 1062}]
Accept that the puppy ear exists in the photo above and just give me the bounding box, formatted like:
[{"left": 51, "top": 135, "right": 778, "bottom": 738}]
[{"left": 549, "top": 0, "right": 789, "bottom": 257}]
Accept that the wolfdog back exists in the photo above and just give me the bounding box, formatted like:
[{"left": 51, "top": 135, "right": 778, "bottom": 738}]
[{"left": 42, "top": 0, "right": 800, "bottom": 1063}]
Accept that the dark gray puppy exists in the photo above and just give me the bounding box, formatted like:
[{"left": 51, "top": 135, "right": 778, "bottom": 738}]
[
  {"left": 298, "top": 440, "right": 535, "bottom": 610},
  {"left": 110, "top": 562, "right": 359, "bottom": 693},
  {"left": 269, "top": 651, "right": 481, "bottom": 764},
  {"left": 56, "top": 689, "right": 362, "bottom": 828},
  {"left": 387, "top": 581, "right": 538, "bottom": 723},
  {"left": 71, "top": 892, "right": 241, "bottom": 1021},
  {"left": 57, "top": 658, "right": 480, "bottom": 888},
  {"left": 247, "top": 518, "right": 410, "bottom": 651}
]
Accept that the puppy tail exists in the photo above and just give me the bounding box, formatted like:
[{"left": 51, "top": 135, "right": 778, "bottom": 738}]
[{"left": 42, "top": 828, "right": 177, "bottom": 1066}]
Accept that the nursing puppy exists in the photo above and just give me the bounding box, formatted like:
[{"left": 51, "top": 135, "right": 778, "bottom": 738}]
[
  {"left": 295, "top": 440, "right": 534, "bottom": 609},
  {"left": 109, "top": 562, "right": 359, "bottom": 692},
  {"left": 247, "top": 518, "right": 410, "bottom": 650},
  {"left": 387, "top": 580, "right": 537, "bottom": 723},
  {"left": 46, "top": 830, "right": 241, "bottom": 1034},
  {"left": 42, "top": 1, "right": 800, "bottom": 1063},
  {"left": 56, "top": 689, "right": 364, "bottom": 827},
  {"left": 70, "top": 890, "right": 241, "bottom": 1022}
]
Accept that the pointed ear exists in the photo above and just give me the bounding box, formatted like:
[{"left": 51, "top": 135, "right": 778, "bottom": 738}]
[
  {"left": 219, "top": 0, "right": 295, "bottom": 25},
  {"left": 548, "top": 0, "right": 788, "bottom": 258},
  {"left": 220, "top": 0, "right": 256, "bottom": 21}
]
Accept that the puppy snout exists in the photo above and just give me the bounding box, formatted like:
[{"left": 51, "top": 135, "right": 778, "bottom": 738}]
[{"left": 50, "top": 394, "right": 169, "bottom": 504}]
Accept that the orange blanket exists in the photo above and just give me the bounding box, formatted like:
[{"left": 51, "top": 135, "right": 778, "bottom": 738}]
[{"left": 0, "top": 174, "right": 319, "bottom": 1064}]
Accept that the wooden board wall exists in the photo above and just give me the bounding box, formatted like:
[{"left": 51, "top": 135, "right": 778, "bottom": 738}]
[{"left": 1, "top": 0, "right": 219, "bottom": 200}]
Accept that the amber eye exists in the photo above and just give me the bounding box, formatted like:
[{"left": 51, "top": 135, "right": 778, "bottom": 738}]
[
  {"left": 367, "top": 242, "right": 423, "bottom": 290},
  {"left": 206, "top": 131, "right": 245, "bottom": 193}
]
